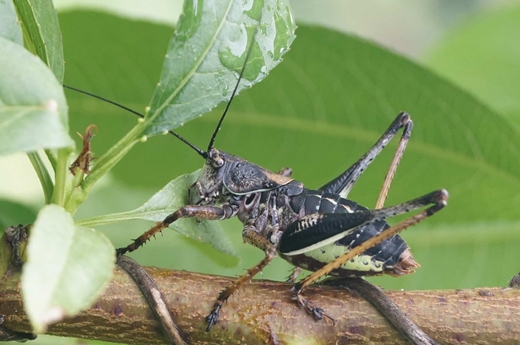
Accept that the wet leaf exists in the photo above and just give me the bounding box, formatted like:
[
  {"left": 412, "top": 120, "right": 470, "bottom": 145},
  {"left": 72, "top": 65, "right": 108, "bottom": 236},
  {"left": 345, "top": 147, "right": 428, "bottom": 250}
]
[{"left": 145, "top": 0, "right": 296, "bottom": 135}]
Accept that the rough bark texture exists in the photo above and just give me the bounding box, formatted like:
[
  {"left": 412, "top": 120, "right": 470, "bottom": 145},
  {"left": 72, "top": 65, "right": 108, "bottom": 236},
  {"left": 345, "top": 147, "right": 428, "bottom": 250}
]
[{"left": 0, "top": 266, "right": 519, "bottom": 345}]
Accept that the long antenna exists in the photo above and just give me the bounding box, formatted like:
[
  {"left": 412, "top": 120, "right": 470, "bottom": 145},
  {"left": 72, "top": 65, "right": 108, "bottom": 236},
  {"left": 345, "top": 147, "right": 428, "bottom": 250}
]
[
  {"left": 63, "top": 85, "right": 207, "bottom": 158},
  {"left": 206, "top": 32, "right": 258, "bottom": 153}
]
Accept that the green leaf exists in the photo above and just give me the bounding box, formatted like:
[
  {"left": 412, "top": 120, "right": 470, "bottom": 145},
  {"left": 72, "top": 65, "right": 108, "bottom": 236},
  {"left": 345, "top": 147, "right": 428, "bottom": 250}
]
[
  {"left": 426, "top": 4, "right": 520, "bottom": 126},
  {"left": 145, "top": 0, "right": 296, "bottom": 135},
  {"left": 21, "top": 205, "right": 115, "bottom": 333},
  {"left": 77, "top": 170, "right": 237, "bottom": 257},
  {"left": 0, "top": 37, "right": 73, "bottom": 155},
  {"left": 0, "top": 0, "right": 23, "bottom": 45},
  {"left": 14, "top": 0, "right": 65, "bottom": 83}
]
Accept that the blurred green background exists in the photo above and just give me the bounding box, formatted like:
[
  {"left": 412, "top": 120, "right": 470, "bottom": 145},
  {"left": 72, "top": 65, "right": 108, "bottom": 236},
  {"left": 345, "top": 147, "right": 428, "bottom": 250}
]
[{"left": 2, "top": 2, "right": 520, "bottom": 343}]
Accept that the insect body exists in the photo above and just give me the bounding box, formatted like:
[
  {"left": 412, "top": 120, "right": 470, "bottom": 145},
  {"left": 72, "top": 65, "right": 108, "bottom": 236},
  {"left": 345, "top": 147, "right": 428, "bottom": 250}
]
[{"left": 116, "top": 110, "right": 448, "bottom": 329}]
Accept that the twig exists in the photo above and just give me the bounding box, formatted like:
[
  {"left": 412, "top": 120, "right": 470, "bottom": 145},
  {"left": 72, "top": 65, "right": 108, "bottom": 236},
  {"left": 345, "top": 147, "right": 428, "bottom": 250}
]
[
  {"left": 329, "top": 278, "right": 439, "bottom": 345},
  {"left": 1, "top": 266, "right": 519, "bottom": 344},
  {"left": 117, "top": 255, "right": 189, "bottom": 345}
]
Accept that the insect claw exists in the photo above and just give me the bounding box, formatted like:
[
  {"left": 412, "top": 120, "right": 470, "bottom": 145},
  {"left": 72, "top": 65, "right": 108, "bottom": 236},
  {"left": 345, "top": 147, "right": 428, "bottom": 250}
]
[
  {"left": 310, "top": 306, "right": 336, "bottom": 324},
  {"left": 205, "top": 303, "right": 222, "bottom": 332},
  {"left": 319, "top": 309, "right": 336, "bottom": 325},
  {"left": 293, "top": 293, "right": 335, "bottom": 324},
  {"left": 312, "top": 308, "right": 323, "bottom": 320}
]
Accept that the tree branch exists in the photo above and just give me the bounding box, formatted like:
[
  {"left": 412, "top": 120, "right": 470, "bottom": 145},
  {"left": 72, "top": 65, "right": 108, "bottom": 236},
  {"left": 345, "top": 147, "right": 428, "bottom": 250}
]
[{"left": 1, "top": 263, "right": 519, "bottom": 345}]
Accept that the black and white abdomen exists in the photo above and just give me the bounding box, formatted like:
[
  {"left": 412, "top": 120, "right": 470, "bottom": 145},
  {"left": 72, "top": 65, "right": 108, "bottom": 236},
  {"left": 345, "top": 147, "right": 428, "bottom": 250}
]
[{"left": 279, "top": 189, "right": 419, "bottom": 277}]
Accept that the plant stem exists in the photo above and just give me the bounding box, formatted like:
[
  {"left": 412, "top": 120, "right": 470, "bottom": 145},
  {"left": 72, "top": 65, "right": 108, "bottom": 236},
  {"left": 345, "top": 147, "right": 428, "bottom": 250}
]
[{"left": 50, "top": 148, "right": 72, "bottom": 206}]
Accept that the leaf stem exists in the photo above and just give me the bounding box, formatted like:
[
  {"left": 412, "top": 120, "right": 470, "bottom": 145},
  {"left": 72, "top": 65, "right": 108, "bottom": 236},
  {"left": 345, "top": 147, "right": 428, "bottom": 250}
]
[
  {"left": 44, "top": 149, "right": 57, "bottom": 171},
  {"left": 26, "top": 152, "right": 54, "bottom": 204},
  {"left": 75, "top": 210, "right": 138, "bottom": 227}
]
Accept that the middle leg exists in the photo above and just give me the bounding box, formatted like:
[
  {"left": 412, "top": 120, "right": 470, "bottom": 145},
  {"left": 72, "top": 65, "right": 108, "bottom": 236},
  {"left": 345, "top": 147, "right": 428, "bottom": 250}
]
[{"left": 205, "top": 227, "right": 277, "bottom": 331}]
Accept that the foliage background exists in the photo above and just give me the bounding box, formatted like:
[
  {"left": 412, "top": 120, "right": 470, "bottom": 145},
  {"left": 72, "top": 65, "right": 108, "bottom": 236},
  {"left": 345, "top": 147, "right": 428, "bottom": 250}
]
[{"left": 1, "top": 1, "right": 520, "bottom": 343}]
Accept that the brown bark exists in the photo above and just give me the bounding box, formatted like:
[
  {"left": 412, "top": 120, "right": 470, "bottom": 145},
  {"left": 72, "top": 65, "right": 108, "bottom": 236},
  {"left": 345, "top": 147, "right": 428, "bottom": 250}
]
[{"left": 0, "top": 265, "right": 519, "bottom": 345}]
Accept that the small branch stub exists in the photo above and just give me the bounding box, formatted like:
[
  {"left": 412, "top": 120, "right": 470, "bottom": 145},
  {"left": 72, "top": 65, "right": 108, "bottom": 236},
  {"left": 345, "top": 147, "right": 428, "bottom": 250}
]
[{"left": 69, "top": 124, "right": 97, "bottom": 176}]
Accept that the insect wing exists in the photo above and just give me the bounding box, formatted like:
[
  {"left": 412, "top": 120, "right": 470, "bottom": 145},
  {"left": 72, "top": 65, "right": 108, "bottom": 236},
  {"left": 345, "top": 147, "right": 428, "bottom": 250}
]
[{"left": 279, "top": 212, "right": 374, "bottom": 255}]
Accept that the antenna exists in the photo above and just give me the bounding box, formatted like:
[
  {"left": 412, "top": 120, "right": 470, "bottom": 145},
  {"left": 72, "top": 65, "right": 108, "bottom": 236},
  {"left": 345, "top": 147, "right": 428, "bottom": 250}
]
[
  {"left": 206, "top": 33, "right": 257, "bottom": 153},
  {"left": 63, "top": 85, "right": 207, "bottom": 158},
  {"left": 64, "top": 25, "right": 260, "bottom": 159}
]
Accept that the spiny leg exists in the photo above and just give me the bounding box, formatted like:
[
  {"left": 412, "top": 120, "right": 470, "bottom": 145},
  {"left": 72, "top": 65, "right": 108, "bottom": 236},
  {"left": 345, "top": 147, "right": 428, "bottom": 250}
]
[
  {"left": 290, "top": 267, "right": 330, "bottom": 329},
  {"left": 291, "top": 189, "right": 448, "bottom": 319},
  {"left": 116, "top": 205, "right": 234, "bottom": 255},
  {"left": 286, "top": 267, "right": 302, "bottom": 283},
  {"left": 206, "top": 234, "right": 276, "bottom": 331},
  {"left": 375, "top": 117, "right": 413, "bottom": 209},
  {"left": 320, "top": 112, "right": 411, "bottom": 199}
]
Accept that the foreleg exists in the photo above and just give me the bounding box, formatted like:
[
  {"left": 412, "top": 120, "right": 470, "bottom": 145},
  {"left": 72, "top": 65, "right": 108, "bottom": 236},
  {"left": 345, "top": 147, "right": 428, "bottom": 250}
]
[
  {"left": 206, "top": 226, "right": 277, "bottom": 331},
  {"left": 116, "top": 204, "right": 236, "bottom": 255}
]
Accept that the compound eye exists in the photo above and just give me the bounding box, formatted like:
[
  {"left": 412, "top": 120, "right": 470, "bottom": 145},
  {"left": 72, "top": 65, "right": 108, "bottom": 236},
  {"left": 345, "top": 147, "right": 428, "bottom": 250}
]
[{"left": 213, "top": 156, "right": 224, "bottom": 168}]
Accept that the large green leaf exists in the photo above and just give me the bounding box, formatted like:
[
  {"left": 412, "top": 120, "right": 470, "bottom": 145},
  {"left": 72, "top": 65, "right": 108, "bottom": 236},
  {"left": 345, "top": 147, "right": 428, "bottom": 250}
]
[
  {"left": 13, "top": 0, "right": 65, "bottom": 83},
  {"left": 426, "top": 4, "right": 520, "bottom": 126},
  {"left": 0, "top": 37, "right": 73, "bottom": 155},
  {"left": 0, "top": 0, "right": 23, "bottom": 45},
  {"left": 77, "top": 170, "right": 237, "bottom": 257},
  {"left": 145, "top": 0, "right": 296, "bottom": 135},
  {"left": 21, "top": 205, "right": 115, "bottom": 333},
  {"left": 62, "top": 12, "right": 520, "bottom": 289}
]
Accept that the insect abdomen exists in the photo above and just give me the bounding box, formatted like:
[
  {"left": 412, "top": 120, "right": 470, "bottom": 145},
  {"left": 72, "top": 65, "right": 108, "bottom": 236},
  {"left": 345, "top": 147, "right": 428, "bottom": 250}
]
[
  {"left": 281, "top": 189, "right": 419, "bottom": 277},
  {"left": 302, "top": 190, "right": 359, "bottom": 214},
  {"left": 281, "top": 221, "right": 415, "bottom": 277}
]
